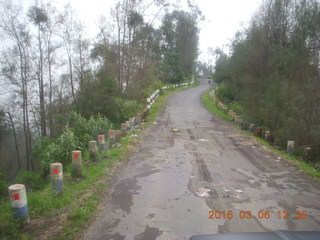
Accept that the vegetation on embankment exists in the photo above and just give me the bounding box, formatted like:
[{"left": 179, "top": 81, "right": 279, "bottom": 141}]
[
  {"left": 202, "top": 89, "right": 320, "bottom": 180},
  {"left": 0, "top": 83, "right": 194, "bottom": 240},
  {"left": 212, "top": 0, "right": 320, "bottom": 166},
  {"left": 0, "top": 0, "right": 201, "bottom": 185}
]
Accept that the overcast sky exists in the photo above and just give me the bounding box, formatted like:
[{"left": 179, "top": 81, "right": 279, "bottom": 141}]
[
  {"left": 22, "top": 0, "right": 262, "bottom": 63},
  {"left": 63, "top": 0, "right": 263, "bottom": 63}
]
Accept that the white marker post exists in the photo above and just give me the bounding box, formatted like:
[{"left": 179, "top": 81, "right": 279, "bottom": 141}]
[
  {"left": 121, "top": 123, "right": 127, "bottom": 136},
  {"left": 126, "top": 121, "right": 131, "bottom": 131},
  {"left": 265, "top": 131, "right": 271, "bottom": 142},
  {"left": 129, "top": 118, "right": 134, "bottom": 128},
  {"left": 97, "top": 135, "right": 106, "bottom": 152},
  {"left": 137, "top": 113, "right": 142, "bottom": 125},
  {"left": 72, "top": 150, "right": 82, "bottom": 177},
  {"left": 8, "top": 184, "right": 29, "bottom": 223},
  {"left": 89, "top": 141, "right": 98, "bottom": 161},
  {"left": 235, "top": 116, "right": 240, "bottom": 124},
  {"left": 250, "top": 123, "right": 255, "bottom": 133},
  {"left": 109, "top": 130, "right": 115, "bottom": 148},
  {"left": 143, "top": 109, "right": 147, "bottom": 121},
  {"left": 116, "top": 130, "right": 121, "bottom": 142},
  {"left": 287, "top": 141, "right": 295, "bottom": 155},
  {"left": 50, "top": 163, "right": 63, "bottom": 193}
]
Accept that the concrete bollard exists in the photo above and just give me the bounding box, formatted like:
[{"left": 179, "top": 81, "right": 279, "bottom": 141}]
[
  {"left": 97, "top": 135, "right": 106, "bottom": 152},
  {"left": 72, "top": 150, "right": 82, "bottom": 177},
  {"left": 129, "top": 118, "right": 133, "bottom": 128},
  {"left": 137, "top": 113, "right": 142, "bottom": 125},
  {"left": 8, "top": 184, "right": 29, "bottom": 223},
  {"left": 250, "top": 123, "right": 255, "bottom": 132},
  {"left": 242, "top": 121, "right": 248, "bottom": 130},
  {"left": 142, "top": 109, "right": 147, "bottom": 121},
  {"left": 235, "top": 116, "right": 240, "bottom": 124},
  {"left": 126, "top": 121, "right": 131, "bottom": 131},
  {"left": 130, "top": 118, "right": 136, "bottom": 128},
  {"left": 115, "top": 130, "right": 121, "bottom": 142},
  {"left": 89, "top": 141, "right": 98, "bottom": 161},
  {"left": 256, "top": 127, "right": 262, "bottom": 138},
  {"left": 287, "top": 141, "right": 295, "bottom": 155},
  {"left": 50, "top": 163, "right": 63, "bottom": 192},
  {"left": 265, "top": 131, "right": 271, "bottom": 142},
  {"left": 121, "top": 123, "right": 127, "bottom": 136},
  {"left": 238, "top": 117, "right": 243, "bottom": 125},
  {"left": 109, "top": 130, "right": 115, "bottom": 148},
  {"left": 303, "top": 147, "right": 312, "bottom": 162}
]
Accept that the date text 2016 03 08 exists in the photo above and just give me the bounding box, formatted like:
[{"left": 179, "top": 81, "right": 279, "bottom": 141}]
[{"left": 209, "top": 210, "right": 309, "bottom": 220}]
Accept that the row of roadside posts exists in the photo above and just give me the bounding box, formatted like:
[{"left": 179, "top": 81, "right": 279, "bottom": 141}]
[
  {"left": 8, "top": 82, "right": 191, "bottom": 224},
  {"left": 210, "top": 89, "right": 296, "bottom": 156}
]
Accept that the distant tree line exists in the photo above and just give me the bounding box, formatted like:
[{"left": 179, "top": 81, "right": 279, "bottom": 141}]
[
  {"left": 0, "top": 0, "right": 200, "bottom": 179},
  {"left": 214, "top": 0, "right": 320, "bottom": 161}
]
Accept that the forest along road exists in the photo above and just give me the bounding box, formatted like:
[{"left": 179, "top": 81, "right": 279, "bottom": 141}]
[{"left": 82, "top": 79, "right": 320, "bottom": 240}]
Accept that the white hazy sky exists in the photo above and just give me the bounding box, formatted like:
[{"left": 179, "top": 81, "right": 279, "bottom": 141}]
[{"left": 25, "top": 0, "right": 263, "bottom": 63}]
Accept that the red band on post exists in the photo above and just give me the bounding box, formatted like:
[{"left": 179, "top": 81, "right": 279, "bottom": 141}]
[{"left": 13, "top": 193, "right": 20, "bottom": 200}]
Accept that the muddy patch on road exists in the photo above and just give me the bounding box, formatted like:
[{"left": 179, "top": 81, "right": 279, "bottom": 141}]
[
  {"left": 134, "top": 225, "right": 163, "bottom": 240},
  {"left": 193, "top": 152, "right": 213, "bottom": 183}
]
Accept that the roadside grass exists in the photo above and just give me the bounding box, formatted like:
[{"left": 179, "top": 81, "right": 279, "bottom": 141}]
[
  {"left": 202, "top": 89, "right": 320, "bottom": 179},
  {"left": 0, "top": 83, "right": 195, "bottom": 240}
]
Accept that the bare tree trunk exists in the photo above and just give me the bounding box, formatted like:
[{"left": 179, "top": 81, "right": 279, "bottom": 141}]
[
  {"left": 19, "top": 45, "right": 32, "bottom": 171},
  {"left": 68, "top": 55, "right": 76, "bottom": 101},
  {"left": 0, "top": 1, "right": 33, "bottom": 171},
  {"left": 21, "top": 44, "right": 33, "bottom": 172},
  {"left": 116, "top": 7, "right": 122, "bottom": 89},
  {"left": 78, "top": 37, "right": 85, "bottom": 91},
  {"left": 25, "top": 90, "right": 33, "bottom": 172},
  {"left": 6, "top": 112, "right": 21, "bottom": 171},
  {"left": 37, "top": 22, "right": 47, "bottom": 137},
  {"left": 48, "top": 47, "right": 54, "bottom": 137},
  {"left": 121, "top": 0, "right": 128, "bottom": 90},
  {"left": 126, "top": 25, "right": 133, "bottom": 89}
]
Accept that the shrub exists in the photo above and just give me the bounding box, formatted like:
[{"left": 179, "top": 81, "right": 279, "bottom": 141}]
[
  {"left": 0, "top": 202, "right": 20, "bottom": 239},
  {"left": 114, "top": 98, "right": 141, "bottom": 124},
  {"left": 67, "top": 112, "right": 113, "bottom": 146},
  {"left": 32, "top": 136, "right": 56, "bottom": 166},
  {"left": 0, "top": 171, "right": 8, "bottom": 198},
  {"left": 216, "top": 83, "right": 235, "bottom": 103},
  {"left": 15, "top": 170, "right": 47, "bottom": 192},
  {"left": 87, "top": 114, "right": 113, "bottom": 137},
  {"left": 229, "top": 102, "right": 245, "bottom": 115},
  {"left": 39, "top": 127, "right": 80, "bottom": 175}
]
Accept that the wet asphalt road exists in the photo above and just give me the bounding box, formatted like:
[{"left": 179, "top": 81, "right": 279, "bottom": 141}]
[{"left": 82, "top": 79, "right": 320, "bottom": 240}]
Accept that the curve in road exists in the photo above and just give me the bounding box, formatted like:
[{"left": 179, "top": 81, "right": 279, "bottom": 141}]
[{"left": 82, "top": 79, "right": 320, "bottom": 240}]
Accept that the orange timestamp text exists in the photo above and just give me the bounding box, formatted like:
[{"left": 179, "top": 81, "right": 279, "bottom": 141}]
[{"left": 209, "top": 210, "right": 308, "bottom": 220}]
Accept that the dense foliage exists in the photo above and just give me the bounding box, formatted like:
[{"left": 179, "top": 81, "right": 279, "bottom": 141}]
[
  {"left": 214, "top": 0, "right": 320, "bottom": 161},
  {"left": 0, "top": 0, "right": 200, "bottom": 180},
  {"left": 31, "top": 112, "right": 113, "bottom": 176}
]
